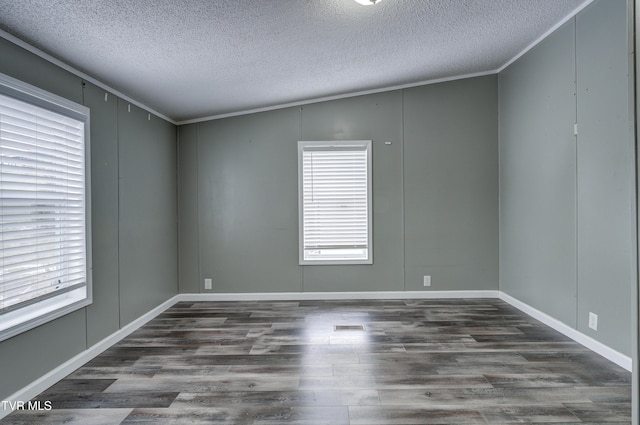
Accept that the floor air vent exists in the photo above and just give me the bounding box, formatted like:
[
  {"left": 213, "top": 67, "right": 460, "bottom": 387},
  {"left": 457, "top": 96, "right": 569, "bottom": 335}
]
[{"left": 334, "top": 325, "right": 365, "bottom": 331}]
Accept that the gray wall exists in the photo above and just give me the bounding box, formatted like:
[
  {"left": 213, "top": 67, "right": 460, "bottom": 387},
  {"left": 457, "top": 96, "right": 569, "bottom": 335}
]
[
  {"left": 499, "top": 0, "right": 634, "bottom": 355},
  {"left": 404, "top": 78, "right": 498, "bottom": 291},
  {"left": 499, "top": 19, "right": 578, "bottom": 327},
  {"left": 117, "top": 99, "right": 178, "bottom": 325},
  {"left": 178, "top": 76, "right": 499, "bottom": 294},
  {"left": 0, "top": 38, "right": 179, "bottom": 399}
]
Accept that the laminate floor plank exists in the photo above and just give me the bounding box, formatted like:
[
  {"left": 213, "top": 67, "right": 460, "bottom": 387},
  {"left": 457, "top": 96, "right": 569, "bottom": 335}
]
[
  {"left": 348, "top": 405, "right": 488, "bottom": 424},
  {"left": 0, "top": 409, "right": 133, "bottom": 425},
  {"left": 1, "top": 298, "right": 631, "bottom": 424}
]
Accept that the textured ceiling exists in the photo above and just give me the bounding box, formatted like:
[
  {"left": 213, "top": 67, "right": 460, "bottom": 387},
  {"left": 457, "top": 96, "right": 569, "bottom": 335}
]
[{"left": 0, "top": 0, "right": 589, "bottom": 122}]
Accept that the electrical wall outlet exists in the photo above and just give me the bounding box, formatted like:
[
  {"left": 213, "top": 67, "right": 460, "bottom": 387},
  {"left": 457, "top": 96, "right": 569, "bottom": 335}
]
[
  {"left": 423, "top": 275, "right": 431, "bottom": 287},
  {"left": 588, "top": 312, "right": 598, "bottom": 331},
  {"left": 204, "top": 278, "right": 212, "bottom": 290}
]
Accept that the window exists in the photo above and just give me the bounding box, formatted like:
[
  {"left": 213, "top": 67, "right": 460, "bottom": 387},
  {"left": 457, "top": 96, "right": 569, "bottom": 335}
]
[
  {"left": 0, "top": 72, "right": 91, "bottom": 342},
  {"left": 298, "top": 140, "right": 372, "bottom": 265}
]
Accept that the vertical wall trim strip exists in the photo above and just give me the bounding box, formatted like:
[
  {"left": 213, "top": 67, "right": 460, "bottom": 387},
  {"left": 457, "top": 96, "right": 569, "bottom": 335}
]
[
  {"left": 401, "top": 89, "right": 406, "bottom": 291},
  {"left": 196, "top": 123, "right": 202, "bottom": 293},
  {"left": 623, "top": 0, "right": 637, "bottom": 378},
  {"left": 574, "top": 16, "right": 580, "bottom": 331},
  {"left": 116, "top": 98, "right": 122, "bottom": 328}
]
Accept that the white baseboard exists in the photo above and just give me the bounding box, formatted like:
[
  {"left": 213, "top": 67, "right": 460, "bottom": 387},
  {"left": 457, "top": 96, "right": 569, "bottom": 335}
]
[
  {"left": 1, "top": 289, "right": 632, "bottom": 420},
  {"left": 499, "top": 292, "right": 632, "bottom": 371},
  {"left": 0, "top": 295, "right": 180, "bottom": 420},
  {"left": 176, "top": 290, "right": 500, "bottom": 302}
]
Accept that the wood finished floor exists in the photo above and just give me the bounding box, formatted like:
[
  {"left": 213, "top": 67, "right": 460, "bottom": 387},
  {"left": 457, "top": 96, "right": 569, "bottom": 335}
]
[{"left": 2, "top": 299, "right": 631, "bottom": 424}]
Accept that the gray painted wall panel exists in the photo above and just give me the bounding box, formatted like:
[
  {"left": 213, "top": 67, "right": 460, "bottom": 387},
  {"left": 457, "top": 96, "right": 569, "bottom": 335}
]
[
  {"left": 197, "top": 108, "right": 303, "bottom": 293},
  {"left": 300, "top": 92, "right": 405, "bottom": 292},
  {"left": 118, "top": 100, "right": 178, "bottom": 324},
  {"left": 0, "top": 310, "right": 86, "bottom": 400},
  {"left": 575, "top": 0, "right": 633, "bottom": 354},
  {"left": 0, "top": 36, "right": 178, "bottom": 400},
  {"left": 0, "top": 37, "right": 82, "bottom": 103},
  {"left": 499, "top": 0, "right": 633, "bottom": 356},
  {"left": 83, "top": 82, "right": 121, "bottom": 345},
  {"left": 178, "top": 124, "right": 201, "bottom": 293},
  {"left": 181, "top": 80, "right": 499, "bottom": 294},
  {"left": 499, "top": 20, "right": 578, "bottom": 327},
  {"left": 403, "top": 76, "right": 499, "bottom": 291}
]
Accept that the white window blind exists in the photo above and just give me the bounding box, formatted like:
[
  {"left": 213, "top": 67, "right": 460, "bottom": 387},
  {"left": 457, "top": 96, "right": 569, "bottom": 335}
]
[
  {"left": 0, "top": 72, "right": 91, "bottom": 341},
  {"left": 298, "top": 141, "right": 372, "bottom": 264}
]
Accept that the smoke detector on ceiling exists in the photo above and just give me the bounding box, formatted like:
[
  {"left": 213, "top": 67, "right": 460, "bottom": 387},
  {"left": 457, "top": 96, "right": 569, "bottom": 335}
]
[{"left": 354, "top": 0, "right": 384, "bottom": 5}]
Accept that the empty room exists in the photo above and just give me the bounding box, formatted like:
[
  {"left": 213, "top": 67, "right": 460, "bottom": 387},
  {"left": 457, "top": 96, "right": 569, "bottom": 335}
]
[{"left": 0, "top": 0, "right": 637, "bottom": 424}]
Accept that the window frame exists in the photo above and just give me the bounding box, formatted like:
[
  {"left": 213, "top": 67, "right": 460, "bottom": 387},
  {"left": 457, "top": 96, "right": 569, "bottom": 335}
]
[
  {"left": 0, "top": 72, "right": 92, "bottom": 342},
  {"left": 297, "top": 140, "right": 373, "bottom": 265}
]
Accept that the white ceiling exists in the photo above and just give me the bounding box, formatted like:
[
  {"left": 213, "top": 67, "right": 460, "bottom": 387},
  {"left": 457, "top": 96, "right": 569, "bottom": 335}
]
[{"left": 0, "top": 0, "right": 590, "bottom": 123}]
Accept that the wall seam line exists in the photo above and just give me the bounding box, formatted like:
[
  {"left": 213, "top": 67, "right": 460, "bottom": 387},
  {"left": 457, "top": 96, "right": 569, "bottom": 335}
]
[
  {"left": 401, "top": 89, "right": 406, "bottom": 291},
  {"left": 574, "top": 15, "right": 580, "bottom": 331},
  {"left": 196, "top": 123, "right": 201, "bottom": 294}
]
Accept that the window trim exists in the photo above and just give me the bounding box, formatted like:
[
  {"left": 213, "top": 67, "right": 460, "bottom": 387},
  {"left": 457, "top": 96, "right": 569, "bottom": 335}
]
[
  {"left": 0, "top": 72, "right": 92, "bottom": 342},
  {"left": 297, "top": 140, "right": 372, "bottom": 265}
]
